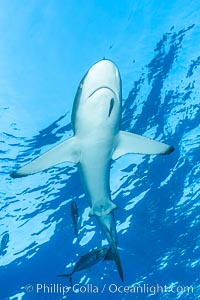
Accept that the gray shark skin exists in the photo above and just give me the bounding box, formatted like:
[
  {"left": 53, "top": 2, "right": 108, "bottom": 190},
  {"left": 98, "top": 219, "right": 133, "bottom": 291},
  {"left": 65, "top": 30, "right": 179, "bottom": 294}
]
[{"left": 11, "top": 59, "right": 174, "bottom": 281}]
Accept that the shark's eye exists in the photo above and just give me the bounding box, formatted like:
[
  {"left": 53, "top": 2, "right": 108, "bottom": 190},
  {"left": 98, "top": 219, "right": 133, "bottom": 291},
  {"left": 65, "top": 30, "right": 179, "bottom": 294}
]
[{"left": 108, "top": 98, "right": 114, "bottom": 117}]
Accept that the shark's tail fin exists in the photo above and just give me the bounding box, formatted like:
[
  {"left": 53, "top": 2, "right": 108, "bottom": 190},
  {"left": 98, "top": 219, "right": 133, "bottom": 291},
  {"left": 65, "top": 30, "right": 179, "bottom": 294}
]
[
  {"left": 96, "top": 212, "right": 124, "bottom": 281},
  {"left": 95, "top": 212, "right": 123, "bottom": 281},
  {"left": 103, "top": 246, "right": 123, "bottom": 281},
  {"left": 110, "top": 244, "right": 124, "bottom": 282},
  {"left": 58, "top": 273, "right": 73, "bottom": 287},
  {"left": 104, "top": 247, "right": 114, "bottom": 261}
]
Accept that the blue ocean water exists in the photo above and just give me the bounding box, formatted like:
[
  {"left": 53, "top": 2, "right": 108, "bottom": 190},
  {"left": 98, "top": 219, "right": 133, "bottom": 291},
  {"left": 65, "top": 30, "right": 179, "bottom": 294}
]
[{"left": 0, "top": 1, "right": 200, "bottom": 299}]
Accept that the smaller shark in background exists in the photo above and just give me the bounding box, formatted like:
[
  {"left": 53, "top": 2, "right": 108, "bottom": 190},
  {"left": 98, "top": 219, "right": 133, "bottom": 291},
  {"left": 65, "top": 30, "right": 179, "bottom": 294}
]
[
  {"left": 71, "top": 200, "right": 79, "bottom": 239},
  {"left": 11, "top": 59, "right": 174, "bottom": 281},
  {"left": 59, "top": 247, "right": 110, "bottom": 286}
]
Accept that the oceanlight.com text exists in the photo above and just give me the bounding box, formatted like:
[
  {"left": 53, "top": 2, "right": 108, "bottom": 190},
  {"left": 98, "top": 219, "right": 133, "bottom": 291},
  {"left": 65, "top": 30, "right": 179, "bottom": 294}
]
[
  {"left": 24, "top": 283, "right": 194, "bottom": 296},
  {"left": 108, "top": 284, "right": 194, "bottom": 295}
]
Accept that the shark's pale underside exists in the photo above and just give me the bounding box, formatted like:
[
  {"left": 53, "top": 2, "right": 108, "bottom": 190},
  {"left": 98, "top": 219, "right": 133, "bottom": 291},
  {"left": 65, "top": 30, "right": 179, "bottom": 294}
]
[{"left": 11, "top": 59, "right": 174, "bottom": 281}]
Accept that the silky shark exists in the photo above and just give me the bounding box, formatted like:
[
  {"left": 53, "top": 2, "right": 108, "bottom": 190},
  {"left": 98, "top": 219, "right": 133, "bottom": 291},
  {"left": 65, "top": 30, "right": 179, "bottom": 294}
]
[
  {"left": 59, "top": 247, "right": 111, "bottom": 286},
  {"left": 11, "top": 59, "right": 174, "bottom": 281}
]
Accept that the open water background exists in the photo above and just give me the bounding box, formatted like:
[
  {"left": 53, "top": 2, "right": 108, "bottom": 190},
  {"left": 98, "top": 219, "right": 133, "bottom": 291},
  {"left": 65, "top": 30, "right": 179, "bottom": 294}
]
[{"left": 0, "top": 1, "right": 200, "bottom": 299}]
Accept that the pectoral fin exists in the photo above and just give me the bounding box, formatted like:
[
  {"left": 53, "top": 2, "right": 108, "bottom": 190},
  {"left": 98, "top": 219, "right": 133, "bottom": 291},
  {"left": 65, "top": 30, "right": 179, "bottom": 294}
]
[
  {"left": 112, "top": 131, "right": 174, "bottom": 160},
  {"left": 11, "top": 137, "right": 80, "bottom": 178}
]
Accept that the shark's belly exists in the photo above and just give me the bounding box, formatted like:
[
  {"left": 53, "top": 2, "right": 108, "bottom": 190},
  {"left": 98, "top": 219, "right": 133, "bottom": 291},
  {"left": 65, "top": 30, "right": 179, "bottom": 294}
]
[
  {"left": 79, "top": 147, "right": 111, "bottom": 203},
  {"left": 77, "top": 136, "right": 116, "bottom": 216}
]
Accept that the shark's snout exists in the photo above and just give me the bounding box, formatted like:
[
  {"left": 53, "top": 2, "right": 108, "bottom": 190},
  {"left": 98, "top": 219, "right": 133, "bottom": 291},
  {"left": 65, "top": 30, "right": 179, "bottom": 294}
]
[
  {"left": 89, "top": 59, "right": 119, "bottom": 77},
  {"left": 81, "top": 59, "right": 121, "bottom": 101}
]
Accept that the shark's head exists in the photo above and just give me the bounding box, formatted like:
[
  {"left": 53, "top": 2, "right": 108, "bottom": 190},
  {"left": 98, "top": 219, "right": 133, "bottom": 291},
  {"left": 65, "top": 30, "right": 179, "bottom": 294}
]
[
  {"left": 72, "top": 59, "right": 122, "bottom": 134},
  {"left": 80, "top": 59, "right": 121, "bottom": 100}
]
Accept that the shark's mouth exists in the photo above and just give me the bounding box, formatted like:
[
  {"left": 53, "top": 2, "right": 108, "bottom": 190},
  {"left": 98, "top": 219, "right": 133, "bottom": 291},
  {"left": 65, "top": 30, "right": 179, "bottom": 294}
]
[{"left": 88, "top": 86, "right": 117, "bottom": 99}]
